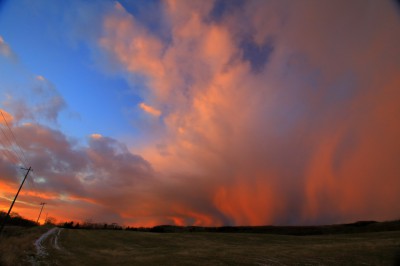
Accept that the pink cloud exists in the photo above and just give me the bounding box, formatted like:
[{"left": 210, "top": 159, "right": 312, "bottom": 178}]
[
  {"left": 0, "top": 36, "right": 18, "bottom": 61},
  {"left": 94, "top": 0, "right": 400, "bottom": 226},
  {"left": 0, "top": 109, "right": 14, "bottom": 126},
  {"left": 139, "top": 102, "right": 161, "bottom": 117}
]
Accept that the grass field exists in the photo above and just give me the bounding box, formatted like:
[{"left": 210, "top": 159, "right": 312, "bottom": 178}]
[
  {"left": 0, "top": 225, "right": 50, "bottom": 265},
  {"left": 39, "top": 229, "right": 400, "bottom": 265}
]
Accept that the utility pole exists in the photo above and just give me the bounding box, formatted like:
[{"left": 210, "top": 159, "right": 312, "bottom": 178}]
[
  {"left": 36, "top": 202, "right": 46, "bottom": 224},
  {"left": 0, "top": 167, "right": 32, "bottom": 235}
]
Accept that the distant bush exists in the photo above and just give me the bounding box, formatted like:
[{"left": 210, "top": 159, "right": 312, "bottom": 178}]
[
  {"left": 0, "top": 211, "right": 38, "bottom": 227},
  {"left": 45, "top": 216, "right": 57, "bottom": 226},
  {"left": 59, "top": 220, "right": 123, "bottom": 230}
]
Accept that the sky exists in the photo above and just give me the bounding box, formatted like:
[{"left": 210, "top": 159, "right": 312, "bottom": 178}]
[{"left": 0, "top": 0, "right": 400, "bottom": 227}]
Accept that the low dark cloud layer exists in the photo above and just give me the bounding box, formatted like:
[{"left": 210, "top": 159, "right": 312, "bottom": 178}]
[{"left": 1, "top": 121, "right": 155, "bottom": 224}]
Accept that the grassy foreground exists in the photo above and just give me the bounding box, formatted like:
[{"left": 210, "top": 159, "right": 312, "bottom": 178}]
[
  {"left": 46, "top": 229, "right": 400, "bottom": 265},
  {"left": 0, "top": 225, "right": 50, "bottom": 265}
]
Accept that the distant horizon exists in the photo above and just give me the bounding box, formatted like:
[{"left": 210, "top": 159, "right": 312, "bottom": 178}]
[{"left": 2, "top": 210, "right": 398, "bottom": 229}]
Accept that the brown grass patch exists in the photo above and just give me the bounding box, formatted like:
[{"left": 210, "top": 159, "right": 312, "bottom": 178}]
[{"left": 0, "top": 226, "right": 49, "bottom": 266}]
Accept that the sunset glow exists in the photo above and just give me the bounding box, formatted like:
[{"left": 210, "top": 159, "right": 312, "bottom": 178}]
[{"left": 0, "top": 0, "right": 399, "bottom": 227}]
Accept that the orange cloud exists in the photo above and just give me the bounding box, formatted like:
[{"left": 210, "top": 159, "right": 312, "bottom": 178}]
[
  {"left": 93, "top": 0, "right": 400, "bottom": 226},
  {"left": 139, "top": 102, "right": 161, "bottom": 117},
  {"left": 99, "top": 3, "right": 165, "bottom": 78},
  {"left": 214, "top": 177, "right": 280, "bottom": 226},
  {"left": 90, "top": 133, "right": 103, "bottom": 139},
  {"left": 0, "top": 109, "right": 14, "bottom": 126}
]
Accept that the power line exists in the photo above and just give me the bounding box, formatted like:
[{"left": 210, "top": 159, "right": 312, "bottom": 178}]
[
  {"left": 0, "top": 126, "right": 25, "bottom": 166},
  {"left": 0, "top": 113, "right": 28, "bottom": 165},
  {"left": 25, "top": 170, "right": 39, "bottom": 190},
  {"left": 0, "top": 110, "right": 28, "bottom": 166},
  {"left": 0, "top": 110, "right": 29, "bottom": 167},
  {"left": 0, "top": 136, "right": 19, "bottom": 164}
]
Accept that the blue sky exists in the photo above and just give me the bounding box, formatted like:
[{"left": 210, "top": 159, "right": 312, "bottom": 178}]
[{"left": 0, "top": 0, "right": 141, "bottom": 141}]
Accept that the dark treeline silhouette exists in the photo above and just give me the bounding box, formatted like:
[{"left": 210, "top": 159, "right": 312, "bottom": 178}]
[
  {"left": 125, "top": 220, "right": 400, "bottom": 235},
  {"left": 60, "top": 221, "right": 123, "bottom": 230},
  {"left": 58, "top": 219, "right": 400, "bottom": 235},
  {"left": 0, "top": 211, "right": 37, "bottom": 227}
]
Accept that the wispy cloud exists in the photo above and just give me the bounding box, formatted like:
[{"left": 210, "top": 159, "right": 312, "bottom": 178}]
[
  {"left": 0, "top": 37, "right": 67, "bottom": 125},
  {"left": 139, "top": 102, "right": 161, "bottom": 117},
  {"left": 0, "top": 35, "right": 18, "bottom": 61}
]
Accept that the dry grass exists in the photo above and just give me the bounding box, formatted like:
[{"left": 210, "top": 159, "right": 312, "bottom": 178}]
[
  {"left": 2, "top": 226, "right": 400, "bottom": 265},
  {"left": 0, "top": 226, "right": 49, "bottom": 266},
  {"left": 50, "top": 229, "right": 400, "bottom": 265}
]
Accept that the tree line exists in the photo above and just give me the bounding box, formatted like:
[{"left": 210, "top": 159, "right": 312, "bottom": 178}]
[
  {"left": 0, "top": 211, "right": 37, "bottom": 227},
  {"left": 60, "top": 220, "right": 123, "bottom": 230}
]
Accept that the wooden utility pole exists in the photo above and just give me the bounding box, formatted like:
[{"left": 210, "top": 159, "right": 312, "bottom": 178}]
[
  {"left": 0, "top": 167, "right": 32, "bottom": 235},
  {"left": 36, "top": 202, "right": 46, "bottom": 224}
]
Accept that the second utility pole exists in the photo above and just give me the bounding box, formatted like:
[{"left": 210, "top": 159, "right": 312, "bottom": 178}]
[{"left": 36, "top": 202, "right": 46, "bottom": 224}]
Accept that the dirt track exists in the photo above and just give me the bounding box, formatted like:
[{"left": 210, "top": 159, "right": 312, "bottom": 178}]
[{"left": 32, "top": 227, "right": 64, "bottom": 265}]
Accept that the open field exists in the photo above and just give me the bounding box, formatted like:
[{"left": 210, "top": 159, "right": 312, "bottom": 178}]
[
  {"left": 0, "top": 225, "right": 51, "bottom": 265},
  {"left": 1, "top": 223, "right": 400, "bottom": 266},
  {"left": 38, "top": 229, "right": 400, "bottom": 265}
]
